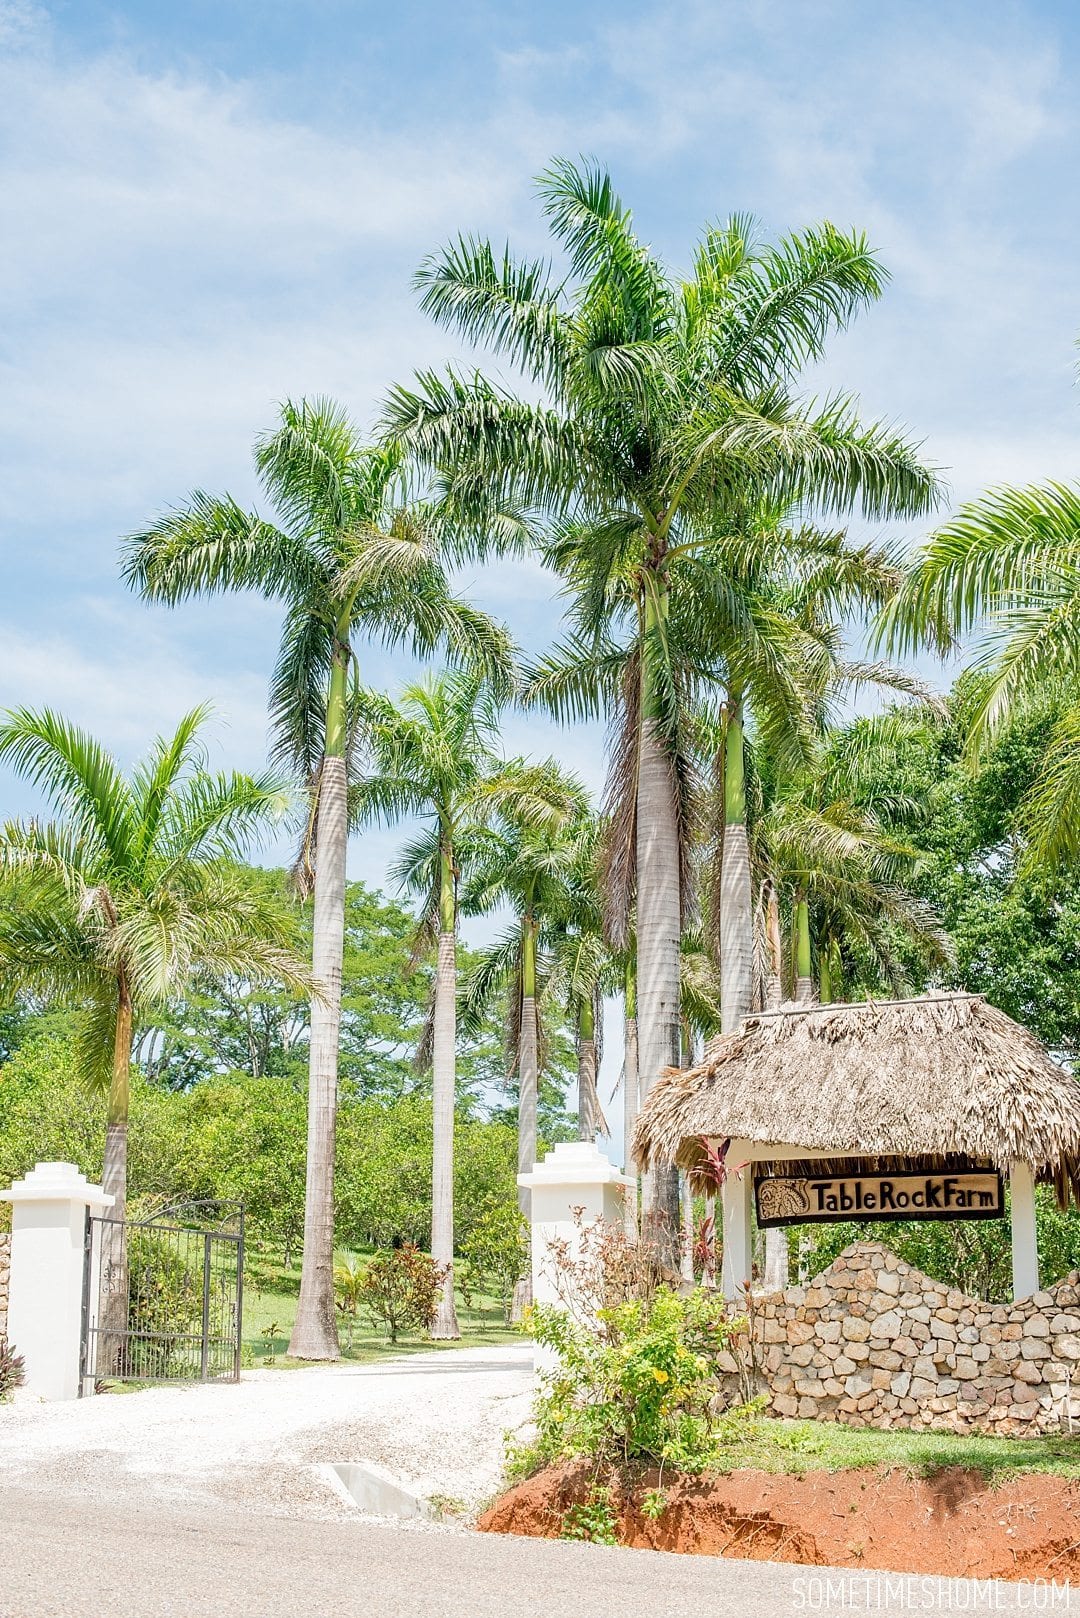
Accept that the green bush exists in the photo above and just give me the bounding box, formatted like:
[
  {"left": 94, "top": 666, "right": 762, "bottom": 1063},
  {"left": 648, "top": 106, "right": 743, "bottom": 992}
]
[
  {"left": 523, "top": 1287, "right": 756, "bottom": 1477},
  {"left": 125, "top": 1231, "right": 203, "bottom": 1378},
  {"left": 457, "top": 1199, "right": 528, "bottom": 1320},
  {"left": 359, "top": 1243, "right": 448, "bottom": 1342}
]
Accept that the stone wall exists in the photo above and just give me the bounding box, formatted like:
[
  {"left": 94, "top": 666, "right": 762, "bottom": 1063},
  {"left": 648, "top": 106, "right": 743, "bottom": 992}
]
[
  {"left": 0, "top": 1233, "right": 9, "bottom": 1338},
  {"left": 723, "top": 1241, "right": 1080, "bottom": 1436}
]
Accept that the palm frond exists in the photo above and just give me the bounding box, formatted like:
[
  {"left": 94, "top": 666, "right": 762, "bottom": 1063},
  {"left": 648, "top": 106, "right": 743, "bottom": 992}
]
[{"left": 0, "top": 708, "right": 135, "bottom": 872}]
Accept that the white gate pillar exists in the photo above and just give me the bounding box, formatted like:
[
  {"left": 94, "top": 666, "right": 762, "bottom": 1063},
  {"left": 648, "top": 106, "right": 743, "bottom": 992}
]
[
  {"left": 1, "top": 1162, "right": 113, "bottom": 1401},
  {"left": 1009, "top": 1160, "right": 1039, "bottom": 1302},
  {"left": 518, "top": 1142, "right": 635, "bottom": 1317}
]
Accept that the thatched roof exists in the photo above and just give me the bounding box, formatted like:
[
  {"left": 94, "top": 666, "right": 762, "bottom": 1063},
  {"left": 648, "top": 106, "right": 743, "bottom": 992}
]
[{"left": 633, "top": 993, "right": 1080, "bottom": 1203}]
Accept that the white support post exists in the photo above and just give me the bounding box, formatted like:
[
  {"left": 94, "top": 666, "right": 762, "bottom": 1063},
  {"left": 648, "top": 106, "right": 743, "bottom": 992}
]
[
  {"left": 1009, "top": 1159, "right": 1039, "bottom": 1302},
  {"left": 720, "top": 1140, "right": 754, "bottom": 1302},
  {"left": 518, "top": 1142, "right": 635, "bottom": 1365},
  {"left": 2, "top": 1162, "right": 113, "bottom": 1401}
]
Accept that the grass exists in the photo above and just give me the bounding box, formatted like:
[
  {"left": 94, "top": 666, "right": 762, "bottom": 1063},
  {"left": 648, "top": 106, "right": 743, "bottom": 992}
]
[
  {"left": 241, "top": 1239, "right": 520, "bottom": 1369},
  {"left": 711, "top": 1417, "right": 1080, "bottom": 1484}
]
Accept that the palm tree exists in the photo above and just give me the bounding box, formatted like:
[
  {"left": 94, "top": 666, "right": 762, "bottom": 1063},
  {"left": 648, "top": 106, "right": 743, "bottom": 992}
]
[
  {"left": 459, "top": 771, "right": 589, "bottom": 1193},
  {"left": 544, "top": 811, "right": 613, "bottom": 1144},
  {"left": 753, "top": 709, "right": 952, "bottom": 1001},
  {"left": 880, "top": 481, "right": 1080, "bottom": 870},
  {"left": 391, "top": 160, "right": 940, "bottom": 1244},
  {"left": 123, "top": 399, "right": 511, "bottom": 1360},
  {"left": 353, "top": 672, "right": 567, "bottom": 1338},
  {"left": 0, "top": 705, "right": 311, "bottom": 1219}
]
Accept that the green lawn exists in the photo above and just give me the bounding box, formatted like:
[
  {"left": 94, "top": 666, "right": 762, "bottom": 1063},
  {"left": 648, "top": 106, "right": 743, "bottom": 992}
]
[
  {"left": 241, "top": 1241, "right": 520, "bottom": 1368},
  {"left": 712, "top": 1417, "right": 1080, "bottom": 1483}
]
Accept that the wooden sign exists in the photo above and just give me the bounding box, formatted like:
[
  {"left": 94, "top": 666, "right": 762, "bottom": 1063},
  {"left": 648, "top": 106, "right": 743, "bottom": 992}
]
[{"left": 754, "top": 1167, "right": 1004, "bottom": 1228}]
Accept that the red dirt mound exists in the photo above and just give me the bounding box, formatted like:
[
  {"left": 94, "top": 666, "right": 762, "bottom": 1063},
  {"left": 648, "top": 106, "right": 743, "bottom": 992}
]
[{"left": 478, "top": 1462, "right": 1080, "bottom": 1580}]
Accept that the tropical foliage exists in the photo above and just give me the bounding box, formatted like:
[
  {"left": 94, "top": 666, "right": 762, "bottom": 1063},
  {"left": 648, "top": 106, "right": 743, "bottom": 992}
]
[
  {"left": 0, "top": 707, "right": 310, "bottom": 1219},
  {"left": 391, "top": 158, "right": 941, "bottom": 1244},
  {"left": 8, "top": 153, "right": 1080, "bottom": 1338},
  {"left": 123, "top": 398, "right": 512, "bottom": 1358}
]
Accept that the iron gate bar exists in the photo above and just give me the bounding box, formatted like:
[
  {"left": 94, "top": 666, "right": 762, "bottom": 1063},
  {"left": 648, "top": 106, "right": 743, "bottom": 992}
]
[{"left": 80, "top": 1202, "right": 244, "bottom": 1392}]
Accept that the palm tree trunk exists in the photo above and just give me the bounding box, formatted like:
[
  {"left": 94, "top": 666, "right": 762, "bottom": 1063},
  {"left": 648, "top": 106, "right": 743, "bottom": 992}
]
[
  {"left": 576, "top": 996, "right": 598, "bottom": 1141},
  {"left": 289, "top": 639, "right": 349, "bottom": 1362},
  {"left": 720, "top": 704, "right": 788, "bottom": 1289},
  {"left": 819, "top": 942, "right": 833, "bottom": 1005},
  {"left": 720, "top": 702, "right": 753, "bottom": 1038},
  {"left": 794, "top": 892, "right": 814, "bottom": 1005},
  {"left": 102, "top": 980, "right": 132, "bottom": 1223},
  {"left": 622, "top": 961, "right": 638, "bottom": 1237},
  {"left": 100, "top": 981, "right": 132, "bottom": 1373},
  {"left": 764, "top": 1227, "right": 790, "bottom": 1291},
  {"left": 764, "top": 881, "right": 783, "bottom": 1009},
  {"left": 431, "top": 845, "right": 461, "bottom": 1339},
  {"left": 680, "top": 1174, "right": 695, "bottom": 1284},
  {"left": 636, "top": 582, "right": 681, "bottom": 1256},
  {"left": 511, "top": 914, "right": 538, "bottom": 1322}
]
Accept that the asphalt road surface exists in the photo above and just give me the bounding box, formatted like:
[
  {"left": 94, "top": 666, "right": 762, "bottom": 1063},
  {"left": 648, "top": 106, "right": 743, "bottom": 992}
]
[{"left": 0, "top": 1489, "right": 1056, "bottom": 1618}]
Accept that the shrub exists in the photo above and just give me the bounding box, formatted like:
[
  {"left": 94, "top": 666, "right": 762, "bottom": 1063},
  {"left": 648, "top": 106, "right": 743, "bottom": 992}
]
[
  {"left": 0, "top": 1338, "right": 25, "bottom": 1399},
  {"left": 457, "top": 1200, "right": 528, "bottom": 1321},
  {"left": 359, "top": 1243, "right": 448, "bottom": 1343},
  {"left": 125, "top": 1230, "right": 203, "bottom": 1378},
  {"left": 334, "top": 1255, "right": 365, "bottom": 1348},
  {"left": 522, "top": 1286, "right": 756, "bottom": 1479},
  {"left": 541, "top": 1207, "right": 665, "bottom": 1325}
]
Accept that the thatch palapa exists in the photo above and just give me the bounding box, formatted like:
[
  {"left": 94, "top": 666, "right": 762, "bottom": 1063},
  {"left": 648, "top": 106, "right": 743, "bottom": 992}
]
[{"left": 632, "top": 993, "right": 1080, "bottom": 1206}]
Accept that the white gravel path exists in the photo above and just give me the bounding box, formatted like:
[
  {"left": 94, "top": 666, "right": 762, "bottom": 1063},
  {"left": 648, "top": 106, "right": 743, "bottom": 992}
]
[{"left": 0, "top": 1344, "right": 535, "bottom": 1524}]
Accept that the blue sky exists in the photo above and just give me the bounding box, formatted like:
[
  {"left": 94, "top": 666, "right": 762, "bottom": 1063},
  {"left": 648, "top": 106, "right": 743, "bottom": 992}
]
[{"left": 1, "top": 1, "right": 1079, "bottom": 1102}]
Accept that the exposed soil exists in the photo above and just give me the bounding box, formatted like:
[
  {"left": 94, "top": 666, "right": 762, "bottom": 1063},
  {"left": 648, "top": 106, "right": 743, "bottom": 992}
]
[{"left": 478, "top": 1462, "right": 1080, "bottom": 1581}]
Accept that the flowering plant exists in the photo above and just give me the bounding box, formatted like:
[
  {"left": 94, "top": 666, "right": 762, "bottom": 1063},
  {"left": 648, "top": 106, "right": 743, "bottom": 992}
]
[{"left": 525, "top": 1286, "right": 755, "bottom": 1474}]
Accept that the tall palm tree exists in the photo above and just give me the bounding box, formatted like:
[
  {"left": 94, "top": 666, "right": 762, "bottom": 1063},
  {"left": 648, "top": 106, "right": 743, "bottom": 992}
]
[
  {"left": 353, "top": 672, "right": 567, "bottom": 1337},
  {"left": 123, "top": 399, "right": 511, "bottom": 1360},
  {"left": 880, "top": 481, "right": 1080, "bottom": 869},
  {"left": 544, "top": 810, "right": 613, "bottom": 1144},
  {"left": 459, "top": 770, "right": 589, "bottom": 1202},
  {"left": 391, "top": 160, "right": 940, "bottom": 1244},
  {"left": 0, "top": 706, "right": 311, "bottom": 1219}
]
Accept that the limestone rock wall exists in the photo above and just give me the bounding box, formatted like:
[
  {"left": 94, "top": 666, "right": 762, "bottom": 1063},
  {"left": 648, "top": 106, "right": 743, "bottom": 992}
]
[
  {"left": 0, "top": 1233, "right": 9, "bottom": 1338},
  {"left": 724, "top": 1241, "right": 1080, "bottom": 1436}
]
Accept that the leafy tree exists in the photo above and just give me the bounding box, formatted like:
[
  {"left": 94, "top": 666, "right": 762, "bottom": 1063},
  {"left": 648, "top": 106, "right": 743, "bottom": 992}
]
[
  {"left": 175, "top": 1075, "right": 308, "bottom": 1265},
  {"left": 137, "top": 873, "right": 431, "bottom": 1098},
  {"left": 124, "top": 398, "right": 512, "bottom": 1359},
  {"left": 882, "top": 479, "right": 1080, "bottom": 869},
  {"left": 0, "top": 1032, "right": 525, "bottom": 1262},
  {"left": 837, "top": 678, "right": 1080, "bottom": 1054},
  {"left": 0, "top": 706, "right": 309, "bottom": 1222},
  {"left": 393, "top": 159, "right": 940, "bottom": 1245},
  {"left": 334, "top": 1091, "right": 519, "bottom": 1252}
]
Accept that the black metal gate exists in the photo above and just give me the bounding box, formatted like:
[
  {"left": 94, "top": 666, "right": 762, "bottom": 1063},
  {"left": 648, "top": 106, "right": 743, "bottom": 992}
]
[{"left": 80, "top": 1201, "right": 244, "bottom": 1390}]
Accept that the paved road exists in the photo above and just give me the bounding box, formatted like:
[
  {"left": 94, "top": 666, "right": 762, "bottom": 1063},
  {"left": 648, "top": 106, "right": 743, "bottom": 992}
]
[{"left": 0, "top": 1489, "right": 1054, "bottom": 1618}]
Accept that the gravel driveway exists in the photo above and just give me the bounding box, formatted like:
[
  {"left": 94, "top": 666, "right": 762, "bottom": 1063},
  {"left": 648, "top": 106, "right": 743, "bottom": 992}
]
[{"left": 0, "top": 1344, "right": 534, "bottom": 1522}]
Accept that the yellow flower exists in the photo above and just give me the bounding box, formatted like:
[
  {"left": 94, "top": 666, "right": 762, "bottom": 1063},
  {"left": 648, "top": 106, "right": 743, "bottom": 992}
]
[{"left": 652, "top": 1368, "right": 669, "bottom": 1384}]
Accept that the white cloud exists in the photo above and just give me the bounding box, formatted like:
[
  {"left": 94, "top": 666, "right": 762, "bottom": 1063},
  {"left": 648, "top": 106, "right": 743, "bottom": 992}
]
[{"left": 0, "top": 619, "right": 269, "bottom": 768}]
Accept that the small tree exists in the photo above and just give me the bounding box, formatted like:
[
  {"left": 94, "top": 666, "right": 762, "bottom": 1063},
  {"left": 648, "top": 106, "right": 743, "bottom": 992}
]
[{"left": 359, "top": 1243, "right": 449, "bottom": 1343}]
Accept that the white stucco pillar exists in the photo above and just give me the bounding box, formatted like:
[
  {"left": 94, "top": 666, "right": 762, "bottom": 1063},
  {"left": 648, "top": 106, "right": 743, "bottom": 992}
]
[
  {"left": 2, "top": 1162, "right": 113, "bottom": 1401},
  {"left": 1009, "top": 1160, "right": 1039, "bottom": 1302},
  {"left": 518, "top": 1142, "right": 635, "bottom": 1318},
  {"left": 720, "top": 1139, "right": 754, "bottom": 1302}
]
